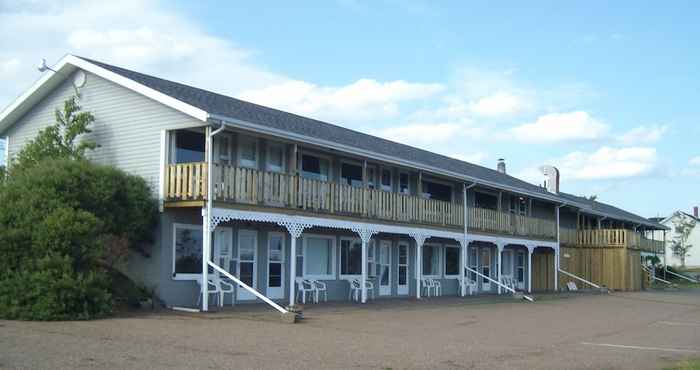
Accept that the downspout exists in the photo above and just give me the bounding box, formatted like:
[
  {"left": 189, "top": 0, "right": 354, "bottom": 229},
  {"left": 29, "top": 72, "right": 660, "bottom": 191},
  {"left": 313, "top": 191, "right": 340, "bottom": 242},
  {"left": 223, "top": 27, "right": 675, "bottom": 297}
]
[
  {"left": 555, "top": 204, "right": 566, "bottom": 292},
  {"left": 462, "top": 182, "right": 476, "bottom": 296}
]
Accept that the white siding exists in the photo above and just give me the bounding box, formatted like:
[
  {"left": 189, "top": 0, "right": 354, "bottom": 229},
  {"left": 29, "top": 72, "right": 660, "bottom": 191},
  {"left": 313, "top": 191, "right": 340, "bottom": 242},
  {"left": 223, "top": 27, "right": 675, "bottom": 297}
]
[{"left": 2, "top": 70, "right": 205, "bottom": 191}]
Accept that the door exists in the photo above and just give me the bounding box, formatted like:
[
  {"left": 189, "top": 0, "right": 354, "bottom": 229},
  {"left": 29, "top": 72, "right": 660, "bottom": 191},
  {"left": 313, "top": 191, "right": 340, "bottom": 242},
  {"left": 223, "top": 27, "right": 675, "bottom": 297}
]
[
  {"left": 237, "top": 230, "right": 258, "bottom": 300},
  {"left": 515, "top": 251, "right": 526, "bottom": 290},
  {"left": 213, "top": 226, "right": 234, "bottom": 280},
  {"left": 502, "top": 250, "right": 514, "bottom": 280},
  {"left": 378, "top": 240, "right": 392, "bottom": 296},
  {"left": 397, "top": 243, "right": 409, "bottom": 295},
  {"left": 267, "top": 232, "right": 285, "bottom": 299},
  {"left": 480, "top": 247, "right": 491, "bottom": 291}
]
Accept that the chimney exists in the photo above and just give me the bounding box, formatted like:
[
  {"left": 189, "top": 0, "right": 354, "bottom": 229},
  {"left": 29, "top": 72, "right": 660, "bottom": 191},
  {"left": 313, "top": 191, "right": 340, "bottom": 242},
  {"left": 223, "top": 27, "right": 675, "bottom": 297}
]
[
  {"left": 497, "top": 158, "right": 506, "bottom": 174},
  {"left": 539, "top": 165, "right": 560, "bottom": 194},
  {"left": 694, "top": 206, "right": 698, "bottom": 218}
]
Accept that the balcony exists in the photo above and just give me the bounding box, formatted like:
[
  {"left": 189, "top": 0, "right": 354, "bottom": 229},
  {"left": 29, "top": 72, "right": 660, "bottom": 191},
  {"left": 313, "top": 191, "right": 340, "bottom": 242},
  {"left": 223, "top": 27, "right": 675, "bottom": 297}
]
[
  {"left": 560, "top": 229, "right": 664, "bottom": 253},
  {"left": 164, "top": 163, "right": 557, "bottom": 240}
]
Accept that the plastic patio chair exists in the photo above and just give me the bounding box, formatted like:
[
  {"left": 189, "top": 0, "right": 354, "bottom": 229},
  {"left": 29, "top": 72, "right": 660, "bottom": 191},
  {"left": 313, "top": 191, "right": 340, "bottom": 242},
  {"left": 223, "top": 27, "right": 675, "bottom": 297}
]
[
  {"left": 296, "top": 278, "right": 315, "bottom": 304},
  {"left": 311, "top": 279, "right": 328, "bottom": 303}
]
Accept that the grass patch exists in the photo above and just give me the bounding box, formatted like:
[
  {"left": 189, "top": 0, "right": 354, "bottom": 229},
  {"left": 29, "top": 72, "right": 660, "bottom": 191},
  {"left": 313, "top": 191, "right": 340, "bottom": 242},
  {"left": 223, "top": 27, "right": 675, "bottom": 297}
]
[{"left": 663, "top": 359, "right": 700, "bottom": 370}]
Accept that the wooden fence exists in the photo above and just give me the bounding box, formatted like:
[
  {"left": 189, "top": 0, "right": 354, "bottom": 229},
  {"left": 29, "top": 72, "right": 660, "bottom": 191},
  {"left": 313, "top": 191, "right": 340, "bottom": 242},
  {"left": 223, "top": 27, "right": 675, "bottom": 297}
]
[{"left": 560, "top": 228, "right": 663, "bottom": 253}]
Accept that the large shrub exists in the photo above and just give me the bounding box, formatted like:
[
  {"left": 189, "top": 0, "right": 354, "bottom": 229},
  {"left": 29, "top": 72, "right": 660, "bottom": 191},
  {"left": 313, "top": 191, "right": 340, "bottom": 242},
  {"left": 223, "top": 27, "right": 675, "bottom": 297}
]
[{"left": 0, "top": 159, "right": 157, "bottom": 320}]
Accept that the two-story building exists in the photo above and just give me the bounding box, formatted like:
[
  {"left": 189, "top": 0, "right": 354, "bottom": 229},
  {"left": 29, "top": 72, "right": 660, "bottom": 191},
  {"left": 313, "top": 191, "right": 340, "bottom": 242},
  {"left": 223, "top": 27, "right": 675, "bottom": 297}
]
[{"left": 0, "top": 55, "right": 666, "bottom": 312}]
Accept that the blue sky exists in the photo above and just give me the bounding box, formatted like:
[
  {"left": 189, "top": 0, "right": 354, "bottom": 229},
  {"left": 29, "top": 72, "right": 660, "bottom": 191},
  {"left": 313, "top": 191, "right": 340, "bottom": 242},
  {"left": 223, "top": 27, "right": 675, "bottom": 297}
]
[{"left": 1, "top": 1, "right": 699, "bottom": 217}]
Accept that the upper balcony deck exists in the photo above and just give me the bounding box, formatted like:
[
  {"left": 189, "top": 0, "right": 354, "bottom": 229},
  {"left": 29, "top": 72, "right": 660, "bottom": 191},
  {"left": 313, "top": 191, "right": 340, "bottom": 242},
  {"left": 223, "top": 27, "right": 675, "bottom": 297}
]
[
  {"left": 164, "top": 162, "right": 558, "bottom": 241},
  {"left": 560, "top": 228, "right": 664, "bottom": 254}
]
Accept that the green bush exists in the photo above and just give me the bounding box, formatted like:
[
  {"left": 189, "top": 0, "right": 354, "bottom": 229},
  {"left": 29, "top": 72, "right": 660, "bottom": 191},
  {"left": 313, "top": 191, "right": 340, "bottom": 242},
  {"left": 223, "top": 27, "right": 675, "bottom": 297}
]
[{"left": 0, "top": 159, "right": 157, "bottom": 320}]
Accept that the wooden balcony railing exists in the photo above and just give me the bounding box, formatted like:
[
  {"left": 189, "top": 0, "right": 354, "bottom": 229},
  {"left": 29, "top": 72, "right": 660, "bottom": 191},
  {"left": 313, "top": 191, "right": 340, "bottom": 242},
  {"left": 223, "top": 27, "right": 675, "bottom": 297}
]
[
  {"left": 560, "top": 228, "right": 664, "bottom": 253},
  {"left": 164, "top": 162, "right": 556, "bottom": 239}
]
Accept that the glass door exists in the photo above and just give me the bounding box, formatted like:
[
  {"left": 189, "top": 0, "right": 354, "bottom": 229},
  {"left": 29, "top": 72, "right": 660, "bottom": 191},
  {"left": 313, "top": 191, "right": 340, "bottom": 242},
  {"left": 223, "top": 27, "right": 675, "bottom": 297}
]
[
  {"left": 480, "top": 247, "right": 491, "bottom": 291},
  {"left": 237, "top": 230, "right": 257, "bottom": 301},
  {"left": 516, "top": 251, "right": 526, "bottom": 290},
  {"left": 379, "top": 240, "right": 391, "bottom": 296},
  {"left": 397, "top": 243, "right": 409, "bottom": 295},
  {"left": 267, "top": 232, "right": 285, "bottom": 299}
]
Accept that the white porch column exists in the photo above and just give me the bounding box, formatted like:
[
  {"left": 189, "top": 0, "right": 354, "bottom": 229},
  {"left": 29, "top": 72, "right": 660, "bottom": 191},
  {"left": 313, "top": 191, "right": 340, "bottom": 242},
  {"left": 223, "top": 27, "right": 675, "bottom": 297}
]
[
  {"left": 279, "top": 222, "right": 308, "bottom": 307},
  {"left": 554, "top": 246, "right": 560, "bottom": 291},
  {"left": 201, "top": 208, "right": 211, "bottom": 311},
  {"left": 526, "top": 245, "right": 535, "bottom": 293},
  {"left": 356, "top": 229, "right": 377, "bottom": 304},
  {"left": 411, "top": 233, "right": 427, "bottom": 299},
  {"left": 458, "top": 239, "right": 468, "bottom": 296},
  {"left": 497, "top": 243, "right": 504, "bottom": 295}
]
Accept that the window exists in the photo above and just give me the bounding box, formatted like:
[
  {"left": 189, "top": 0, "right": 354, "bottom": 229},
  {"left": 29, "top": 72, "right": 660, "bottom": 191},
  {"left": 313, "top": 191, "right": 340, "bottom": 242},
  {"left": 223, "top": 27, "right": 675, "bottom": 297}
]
[
  {"left": 444, "top": 246, "right": 460, "bottom": 277},
  {"left": 422, "top": 180, "right": 452, "bottom": 202},
  {"left": 367, "top": 166, "right": 377, "bottom": 189},
  {"left": 0, "top": 136, "right": 6, "bottom": 168},
  {"left": 238, "top": 135, "right": 258, "bottom": 168},
  {"left": 399, "top": 172, "right": 410, "bottom": 194},
  {"left": 422, "top": 244, "right": 441, "bottom": 277},
  {"left": 468, "top": 247, "right": 477, "bottom": 282},
  {"left": 509, "top": 196, "right": 528, "bottom": 216},
  {"left": 266, "top": 143, "right": 285, "bottom": 172},
  {"left": 302, "top": 235, "right": 335, "bottom": 279},
  {"left": 475, "top": 191, "right": 498, "bottom": 210},
  {"left": 300, "top": 154, "right": 329, "bottom": 181},
  {"left": 341, "top": 162, "right": 363, "bottom": 187},
  {"left": 172, "top": 224, "right": 203, "bottom": 279},
  {"left": 380, "top": 169, "right": 392, "bottom": 192},
  {"left": 175, "top": 131, "right": 205, "bottom": 163},
  {"left": 516, "top": 251, "right": 525, "bottom": 283},
  {"left": 215, "top": 135, "right": 231, "bottom": 164},
  {"left": 340, "top": 238, "right": 362, "bottom": 276},
  {"left": 368, "top": 241, "right": 376, "bottom": 277}
]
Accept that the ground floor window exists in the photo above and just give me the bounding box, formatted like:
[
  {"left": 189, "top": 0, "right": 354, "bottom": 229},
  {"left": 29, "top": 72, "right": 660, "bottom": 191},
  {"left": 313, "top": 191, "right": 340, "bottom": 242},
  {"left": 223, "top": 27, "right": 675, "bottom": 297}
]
[
  {"left": 516, "top": 251, "right": 525, "bottom": 283},
  {"left": 422, "top": 244, "right": 441, "bottom": 277},
  {"left": 340, "top": 238, "right": 362, "bottom": 276},
  {"left": 302, "top": 235, "right": 335, "bottom": 279},
  {"left": 444, "top": 246, "right": 460, "bottom": 277},
  {"left": 173, "top": 224, "right": 203, "bottom": 279},
  {"left": 468, "top": 247, "right": 478, "bottom": 281}
]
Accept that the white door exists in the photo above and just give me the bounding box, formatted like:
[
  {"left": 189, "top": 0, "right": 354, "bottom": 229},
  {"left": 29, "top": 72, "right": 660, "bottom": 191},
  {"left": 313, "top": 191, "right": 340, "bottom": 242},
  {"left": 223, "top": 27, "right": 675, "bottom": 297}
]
[
  {"left": 480, "top": 247, "right": 491, "bottom": 291},
  {"left": 267, "top": 232, "right": 285, "bottom": 299},
  {"left": 378, "top": 241, "right": 391, "bottom": 296},
  {"left": 515, "top": 251, "right": 526, "bottom": 290},
  {"left": 213, "top": 227, "right": 234, "bottom": 279},
  {"left": 237, "top": 230, "right": 258, "bottom": 301},
  {"left": 397, "top": 243, "right": 409, "bottom": 295}
]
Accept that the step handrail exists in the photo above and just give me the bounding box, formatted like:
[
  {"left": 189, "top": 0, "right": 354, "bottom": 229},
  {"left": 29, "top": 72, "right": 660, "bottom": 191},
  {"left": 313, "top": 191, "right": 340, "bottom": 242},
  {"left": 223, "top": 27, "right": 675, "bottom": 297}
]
[
  {"left": 641, "top": 265, "right": 672, "bottom": 285},
  {"left": 208, "top": 261, "right": 288, "bottom": 314},
  {"left": 464, "top": 267, "right": 534, "bottom": 302},
  {"left": 558, "top": 268, "right": 602, "bottom": 289},
  {"left": 664, "top": 268, "right": 699, "bottom": 283}
]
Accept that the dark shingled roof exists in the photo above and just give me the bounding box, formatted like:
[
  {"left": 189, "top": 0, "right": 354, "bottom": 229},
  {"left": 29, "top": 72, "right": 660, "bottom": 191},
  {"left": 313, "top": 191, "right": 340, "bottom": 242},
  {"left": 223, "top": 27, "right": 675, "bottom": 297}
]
[{"left": 75, "top": 56, "right": 665, "bottom": 229}]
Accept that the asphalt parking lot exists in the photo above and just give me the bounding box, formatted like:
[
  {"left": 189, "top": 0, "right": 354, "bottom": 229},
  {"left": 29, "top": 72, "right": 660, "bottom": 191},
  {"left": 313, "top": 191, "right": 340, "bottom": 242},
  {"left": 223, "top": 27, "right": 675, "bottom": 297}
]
[{"left": 1, "top": 290, "right": 698, "bottom": 369}]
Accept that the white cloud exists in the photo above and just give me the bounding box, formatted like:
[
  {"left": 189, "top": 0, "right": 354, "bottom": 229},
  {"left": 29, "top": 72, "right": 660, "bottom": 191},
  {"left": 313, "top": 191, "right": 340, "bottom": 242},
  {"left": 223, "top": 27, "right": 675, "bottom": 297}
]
[
  {"left": 617, "top": 124, "right": 668, "bottom": 145},
  {"left": 690, "top": 156, "right": 700, "bottom": 166},
  {"left": 555, "top": 146, "right": 658, "bottom": 180},
  {"left": 468, "top": 91, "right": 528, "bottom": 117},
  {"left": 237, "top": 78, "right": 444, "bottom": 123},
  {"left": 510, "top": 111, "right": 609, "bottom": 143}
]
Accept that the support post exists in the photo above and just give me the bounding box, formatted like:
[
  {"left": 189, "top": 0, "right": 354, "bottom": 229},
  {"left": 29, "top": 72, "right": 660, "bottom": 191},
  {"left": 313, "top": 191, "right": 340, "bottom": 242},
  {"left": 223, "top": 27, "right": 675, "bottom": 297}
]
[
  {"left": 527, "top": 245, "right": 535, "bottom": 293},
  {"left": 411, "top": 233, "right": 427, "bottom": 299},
  {"left": 279, "top": 222, "right": 307, "bottom": 307},
  {"left": 554, "top": 247, "right": 559, "bottom": 291},
  {"left": 355, "top": 229, "right": 376, "bottom": 304},
  {"left": 201, "top": 208, "right": 210, "bottom": 311},
  {"left": 497, "top": 243, "right": 504, "bottom": 295}
]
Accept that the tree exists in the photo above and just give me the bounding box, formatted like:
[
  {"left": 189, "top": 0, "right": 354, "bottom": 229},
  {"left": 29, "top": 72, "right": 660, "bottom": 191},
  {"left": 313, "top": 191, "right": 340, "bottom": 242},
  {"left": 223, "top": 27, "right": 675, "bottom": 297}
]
[
  {"left": 12, "top": 96, "right": 97, "bottom": 171},
  {"left": 670, "top": 211, "right": 696, "bottom": 268}
]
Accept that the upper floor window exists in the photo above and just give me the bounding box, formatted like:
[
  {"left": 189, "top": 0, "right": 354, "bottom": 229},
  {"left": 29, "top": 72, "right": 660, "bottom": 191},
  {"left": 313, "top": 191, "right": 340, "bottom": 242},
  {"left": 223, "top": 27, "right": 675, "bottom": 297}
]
[
  {"left": 174, "top": 130, "right": 205, "bottom": 164},
  {"left": 0, "top": 136, "right": 7, "bottom": 168},
  {"left": 380, "top": 169, "right": 392, "bottom": 192},
  {"left": 367, "top": 166, "right": 377, "bottom": 189},
  {"left": 266, "top": 143, "right": 285, "bottom": 173},
  {"left": 215, "top": 135, "right": 231, "bottom": 164},
  {"left": 341, "top": 162, "right": 363, "bottom": 187},
  {"left": 399, "top": 172, "right": 410, "bottom": 194},
  {"left": 509, "top": 196, "right": 528, "bottom": 216},
  {"left": 474, "top": 191, "right": 498, "bottom": 210},
  {"left": 421, "top": 180, "right": 452, "bottom": 202},
  {"left": 237, "top": 135, "right": 258, "bottom": 169},
  {"left": 301, "top": 154, "right": 329, "bottom": 182}
]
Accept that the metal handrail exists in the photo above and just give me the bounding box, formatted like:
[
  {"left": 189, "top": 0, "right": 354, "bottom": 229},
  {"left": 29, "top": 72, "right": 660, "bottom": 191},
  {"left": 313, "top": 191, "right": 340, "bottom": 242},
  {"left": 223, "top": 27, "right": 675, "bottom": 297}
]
[
  {"left": 558, "top": 268, "right": 602, "bottom": 289},
  {"left": 664, "top": 268, "right": 699, "bottom": 283},
  {"left": 464, "top": 266, "right": 534, "bottom": 302},
  {"left": 208, "top": 261, "right": 288, "bottom": 314},
  {"left": 641, "top": 265, "right": 672, "bottom": 285}
]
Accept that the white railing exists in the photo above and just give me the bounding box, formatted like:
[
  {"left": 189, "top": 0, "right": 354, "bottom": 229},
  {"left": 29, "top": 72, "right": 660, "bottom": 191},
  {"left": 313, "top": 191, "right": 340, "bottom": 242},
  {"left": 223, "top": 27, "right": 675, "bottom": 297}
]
[
  {"left": 464, "top": 267, "right": 534, "bottom": 302},
  {"left": 664, "top": 268, "right": 699, "bottom": 283},
  {"left": 641, "top": 265, "right": 672, "bottom": 285},
  {"left": 208, "top": 261, "right": 289, "bottom": 314},
  {"left": 558, "top": 268, "right": 602, "bottom": 289}
]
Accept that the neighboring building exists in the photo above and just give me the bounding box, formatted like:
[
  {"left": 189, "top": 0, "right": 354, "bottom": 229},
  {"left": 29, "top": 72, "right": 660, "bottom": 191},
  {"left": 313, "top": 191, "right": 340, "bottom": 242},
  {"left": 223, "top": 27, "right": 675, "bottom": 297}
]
[
  {"left": 649, "top": 208, "right": 700, "bottom": 268},
  {"left": 0, "top": 55, "right": 666, "bottom": 311}
]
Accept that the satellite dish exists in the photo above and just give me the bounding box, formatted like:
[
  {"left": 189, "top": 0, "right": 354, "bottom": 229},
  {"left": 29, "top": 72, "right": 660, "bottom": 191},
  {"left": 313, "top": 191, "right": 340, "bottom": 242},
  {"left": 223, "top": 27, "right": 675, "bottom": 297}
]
[
  {"left": 73, "top": 70, "right": 87, "bottom": 88},
  {"left": 37, "top": 58, "right": 49, "bottom": 72}
]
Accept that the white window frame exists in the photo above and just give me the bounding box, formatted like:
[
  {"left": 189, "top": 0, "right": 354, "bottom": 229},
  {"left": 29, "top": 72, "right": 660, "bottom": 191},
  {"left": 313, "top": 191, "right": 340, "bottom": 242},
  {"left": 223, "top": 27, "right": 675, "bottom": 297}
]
[
  {"left": 399, "top": 171, "right": 411, "bottom": 195},
  {"left": 516, "top": 251, "right": 526, "bottom": 283},
  {"left": 339, "top": 237, "right": 363, "bottom": 279},
  {"left": 380, "top": 168, "right": 393, "bottom": 192},
  {"left": 215, "top": 133, "right": 233, "bottom": 165},
  {"left": 265, "top": 142, "right": 286, "bottom": 173},
  {"left": 301, "top": 234, "right": 336, "bottom": 280},
  {"left": 443, "top": 245, "right": 461, "bottom": 278},
  {"left": 421, "top": 243, "right": 442, "bottom": 278},
  {"left": 172, "top": 223, "right": 204, "bottom": 281},
  {"left": 340, "top": 159, "right": 364, "bottom": 188},
  {"left": 298, "top": 150, "right": 332, "bottom": 182},
  {"left": 237, "top": 134, "right": 259, "bottom": 169}
]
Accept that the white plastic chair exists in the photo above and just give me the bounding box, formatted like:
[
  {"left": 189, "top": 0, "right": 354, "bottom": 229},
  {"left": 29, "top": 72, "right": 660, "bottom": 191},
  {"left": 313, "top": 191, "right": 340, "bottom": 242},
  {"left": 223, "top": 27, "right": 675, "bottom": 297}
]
[
  {"left": 459, "top": 278, "right": 477, "bottom": 296},
  {"left": 421, "top": 278, "right": 435, "bottom": 297},
  {"left": 212, "top": 274, "right": 235, "bottom": 306},
  {"left": 196, "top": 278, "right": 221, "bottom": 307},
  {"left": 348, "top": 279, "right": 361, "bottom": 301},
  {"left": 500, "top": 276, "right": 516, "bottom": 292},
  {"left": 311, "top": 279, "right": 328, "bottom": 303},
  {"left": 430, "top": 278, "right": 442, "bottom": 296},
  {"left": 296, "top": 278, "right": 315, "bottom": 304}
]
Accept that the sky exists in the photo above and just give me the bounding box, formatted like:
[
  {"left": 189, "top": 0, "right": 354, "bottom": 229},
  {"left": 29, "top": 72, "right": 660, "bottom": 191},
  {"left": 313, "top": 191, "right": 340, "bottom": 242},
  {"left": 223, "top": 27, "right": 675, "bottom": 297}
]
[{"left": 1, "top": 0, "right": 699, "bottom": 218}]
